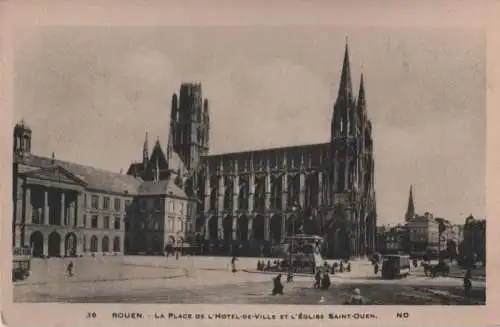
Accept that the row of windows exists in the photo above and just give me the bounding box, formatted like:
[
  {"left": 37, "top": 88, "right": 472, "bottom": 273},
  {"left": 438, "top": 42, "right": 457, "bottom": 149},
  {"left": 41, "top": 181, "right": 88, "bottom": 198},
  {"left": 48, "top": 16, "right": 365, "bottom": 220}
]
[
  {"left": 85, "top": 194, "right": 131, "bottom": 212},
  {"left": 139, "top": 198, "right": 186, "bottom": 215},
  {"left": 135, "top": 218, "right": 190, "bottom": 233},
  {"left": 83, "top": 214, "right": 122, "bottom": 230}
]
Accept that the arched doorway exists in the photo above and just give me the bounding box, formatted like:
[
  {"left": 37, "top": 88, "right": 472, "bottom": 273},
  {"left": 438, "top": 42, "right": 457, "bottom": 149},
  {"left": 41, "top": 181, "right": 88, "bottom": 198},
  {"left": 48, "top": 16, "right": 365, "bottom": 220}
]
[
  {"left": 30, "top": 231, "right": 44, "bottom": 257},
  {"left": 113, "top": 237, "right": 121, "bottom": 252},
  {"left": 270, "top": 214, "right": 282, "bottom": 244},
  {"left": 48, "top": 231, "right": 61, "bottom": 257},
  {"left": 252, "top": 215, "right": 265, "bottom": 241},
  {"left": 223, "top": 215, "right": 233, "bottom": 242},
  {"left": 237, "top": 215, "right": 249, "bottom": 241},
  {"left": 64, "top": 233, "right": 77, "bottom": 257},
  {"left": 90, "top": 235, "right": 98, "bottom": 253},
  {"left": 102, "top": 236, "right": 109, "bottom": 253},
  {"left": 208, "top": 215, "right": 218, "bottom": 241}
]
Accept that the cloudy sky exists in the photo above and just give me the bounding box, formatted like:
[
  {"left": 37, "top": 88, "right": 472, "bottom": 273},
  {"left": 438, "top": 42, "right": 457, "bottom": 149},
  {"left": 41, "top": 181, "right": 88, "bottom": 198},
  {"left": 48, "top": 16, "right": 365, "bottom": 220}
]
[{"left": 13, "top": 26, "right": 485, "bottom": 225}]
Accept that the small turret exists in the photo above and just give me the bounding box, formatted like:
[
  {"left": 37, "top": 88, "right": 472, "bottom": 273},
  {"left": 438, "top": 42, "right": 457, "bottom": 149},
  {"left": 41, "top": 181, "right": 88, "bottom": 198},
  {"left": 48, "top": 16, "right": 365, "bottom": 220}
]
[{"left": 13, "top": 119, "right": 32, "bottom": 157}]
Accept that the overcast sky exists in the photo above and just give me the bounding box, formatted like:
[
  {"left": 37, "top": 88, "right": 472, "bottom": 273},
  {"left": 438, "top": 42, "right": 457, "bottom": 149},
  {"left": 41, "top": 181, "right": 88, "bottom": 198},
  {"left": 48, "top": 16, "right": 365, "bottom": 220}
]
[{"left": 13, "top": 26, "right": 485, "bottom": 225}]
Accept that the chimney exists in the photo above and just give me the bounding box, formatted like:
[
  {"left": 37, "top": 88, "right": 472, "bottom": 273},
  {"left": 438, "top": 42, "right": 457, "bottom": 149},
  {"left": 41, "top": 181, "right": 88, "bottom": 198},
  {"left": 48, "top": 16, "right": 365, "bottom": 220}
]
[{"left": 51, "top": 152, "right": 55, "bottom": 164}]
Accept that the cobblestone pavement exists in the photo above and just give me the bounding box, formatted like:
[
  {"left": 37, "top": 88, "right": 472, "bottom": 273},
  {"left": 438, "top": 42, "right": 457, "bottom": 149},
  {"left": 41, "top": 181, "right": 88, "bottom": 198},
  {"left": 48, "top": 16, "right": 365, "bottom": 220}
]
[{"left": 13, "top": 256, "right": 485, "bottom": 305}]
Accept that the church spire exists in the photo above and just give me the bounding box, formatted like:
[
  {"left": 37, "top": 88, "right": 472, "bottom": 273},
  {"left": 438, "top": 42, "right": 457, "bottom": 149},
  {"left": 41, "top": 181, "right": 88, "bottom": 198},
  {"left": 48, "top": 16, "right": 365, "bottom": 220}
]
[
  {"left": 338, "top": 37, "right": 353, "bottom": 101},
  {"left": 405, "top": 185, "right": 415, "bottom": 221},
  {"left": 358, "top": 73, "right": 365, "bottom": 105},
  {"left": 142, "top": 132, "right": 149, "bottom": 166}
]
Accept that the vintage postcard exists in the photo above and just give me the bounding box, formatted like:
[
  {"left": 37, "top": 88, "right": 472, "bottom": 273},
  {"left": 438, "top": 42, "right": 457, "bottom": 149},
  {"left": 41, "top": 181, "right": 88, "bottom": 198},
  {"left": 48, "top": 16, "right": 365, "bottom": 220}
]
[{"left": 1, "top": 0, "right": 499, "bottom": 326}]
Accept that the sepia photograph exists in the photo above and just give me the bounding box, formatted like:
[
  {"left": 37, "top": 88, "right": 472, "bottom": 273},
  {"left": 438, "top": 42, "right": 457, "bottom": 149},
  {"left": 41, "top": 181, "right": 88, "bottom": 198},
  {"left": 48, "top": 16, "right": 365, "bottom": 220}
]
[{"left": 10, "top": 24, "right": 486, "bottom": 306}]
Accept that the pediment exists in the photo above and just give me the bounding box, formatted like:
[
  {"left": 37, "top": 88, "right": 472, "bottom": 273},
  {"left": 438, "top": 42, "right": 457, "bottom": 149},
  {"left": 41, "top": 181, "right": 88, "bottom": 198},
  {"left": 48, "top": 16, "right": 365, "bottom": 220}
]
[{"left": 24, "top": 165, "right": 88, "bottom": 187}]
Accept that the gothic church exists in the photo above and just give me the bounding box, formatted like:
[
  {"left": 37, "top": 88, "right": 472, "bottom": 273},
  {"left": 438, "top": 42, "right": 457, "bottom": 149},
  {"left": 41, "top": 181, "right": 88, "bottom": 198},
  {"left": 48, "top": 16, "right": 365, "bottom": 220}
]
[{"left": 127, "top": 42, "right": 377, "bottom": 258}]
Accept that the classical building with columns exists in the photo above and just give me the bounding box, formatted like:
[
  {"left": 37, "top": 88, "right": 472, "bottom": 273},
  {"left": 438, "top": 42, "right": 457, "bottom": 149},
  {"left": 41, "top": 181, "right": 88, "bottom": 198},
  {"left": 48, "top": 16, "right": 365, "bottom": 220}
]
[
  {"left": 12, "top": 120, "right": 193, "bottom": 257},
  {"left": 126, "top": 42, "right": 378, "bottom": 258}
]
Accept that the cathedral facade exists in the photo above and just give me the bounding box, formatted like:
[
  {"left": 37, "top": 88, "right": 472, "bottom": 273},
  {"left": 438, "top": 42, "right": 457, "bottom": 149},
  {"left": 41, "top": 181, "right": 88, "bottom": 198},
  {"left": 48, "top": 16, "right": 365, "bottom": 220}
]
[{"left": 129, "top": 43, "right": 378, "bottom": 258}]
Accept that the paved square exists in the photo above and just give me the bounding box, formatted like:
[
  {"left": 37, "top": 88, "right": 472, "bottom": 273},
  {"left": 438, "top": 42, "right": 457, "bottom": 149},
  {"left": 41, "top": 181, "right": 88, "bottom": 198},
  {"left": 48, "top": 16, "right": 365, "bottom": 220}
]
[{"left": 13, "top": 256, "right": 485, "bottom": 305}]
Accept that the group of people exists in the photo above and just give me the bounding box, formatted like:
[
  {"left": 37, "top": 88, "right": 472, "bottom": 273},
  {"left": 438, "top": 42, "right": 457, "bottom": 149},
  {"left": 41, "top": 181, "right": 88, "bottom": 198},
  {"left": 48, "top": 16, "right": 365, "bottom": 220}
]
[{"left": 256, "top": 260, "right": 274, "bottom": 271}]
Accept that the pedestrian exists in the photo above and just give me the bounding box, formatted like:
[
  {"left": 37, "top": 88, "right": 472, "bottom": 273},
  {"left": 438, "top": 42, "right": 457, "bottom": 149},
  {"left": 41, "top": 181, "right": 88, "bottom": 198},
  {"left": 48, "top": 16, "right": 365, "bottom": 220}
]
[
  {"left": 321, "top": 273, "right": 331, "bottom": 290},
  {"left": 464, "top": 269, "right": 472, "bottom": 298},
  {"left": 231, "top": 256, "right": 238, "bottom": 273},
  {"left": 346, "top": 262, "right": 351, "bottom": 272},
  {"left": 339, "top": 261, "right": 344, "bottom": 273},
  {"left": 374, "top": 262, "right": 379, "bottom": 275},
  {"left": 314, "top": 271, "right": 321, "bottom": 289},
  {"left": 66, "top": 261, "right": 74, "bottom": 277},
  {"left": 272, "top": 274, "right": 284, "bottom": 295},
  {"left": 176, "top": 250, "right": 180, "bottom": 260},
  {"left": 345, "top": 288, "right": 365, "bottom": 305},
  {"left": 257, "top": 260, "right": 262, "bottom": 271},
  {"left": 266, "top": 260, "right": 271, "bottom": 271}
]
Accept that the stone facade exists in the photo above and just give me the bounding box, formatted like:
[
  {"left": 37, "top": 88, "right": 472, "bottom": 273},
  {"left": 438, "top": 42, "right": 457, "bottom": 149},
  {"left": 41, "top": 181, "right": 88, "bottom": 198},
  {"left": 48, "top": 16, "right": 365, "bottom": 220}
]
[
  {"left": 127, "top": 42, "right": 378, "bottom": 258},
  {"left": 12, "top": 121, "right": 194, "bottom": 257}
]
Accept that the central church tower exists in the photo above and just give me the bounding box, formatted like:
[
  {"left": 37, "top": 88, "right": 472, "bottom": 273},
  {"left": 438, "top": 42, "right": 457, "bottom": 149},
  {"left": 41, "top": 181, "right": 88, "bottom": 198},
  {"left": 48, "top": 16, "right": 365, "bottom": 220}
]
[{"left": 170, "top": 83, "right": 210, "bottom": 175}]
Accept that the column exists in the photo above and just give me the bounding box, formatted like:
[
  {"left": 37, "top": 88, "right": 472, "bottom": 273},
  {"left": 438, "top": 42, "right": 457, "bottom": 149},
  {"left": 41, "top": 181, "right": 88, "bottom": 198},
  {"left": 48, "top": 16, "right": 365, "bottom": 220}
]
[
  {"left": 43, "top": 236, "right": 49, "bottom": 257},
  {"left": 217, "top": 175, "right": 224, "bottom": 239},
  {"left": 204, "top": 217, "right": 210, "bottom": 240},
  {"left": 60, "top": 235, "right": 66, "bottom": 256},
  {"left": 232, "top": 173, "right": 239, "bottom": 215},
  {"left": 318, "top": 171, "right": 324, "bottom": 207},
  {"left": 14, "top": 225, "right": 22, "bottom": 248},
  {"left": 281, "top": 174, "right": 288, "bottom": 238},
  {"left": 60, "top": 191, "right": 66, "bottom": 226},
  {"left": 76, "top": 192, "right": 84, "bottom": 227},
  {"left": 299, "top": 172, "right": 305, "bottom": 208},
  {"left": 264, "top": 215, "right": 270, "bottom": 241},
  {"left": 24, "top": 186, "right": 32, "bottom": 224},
  {"left": 247, "top": 216, "right": 253, "bottom": 240},
  {"left": 204, "top": 166, "right": 211, "bottom": 212},
  {"left": 232, "top": 216, "right": 237, "bottom": 240},
  {"left": 44, "top": 189, "right": 49, "bottom": 225},
  {"left": 217, "top": 216, "right": 223, "bottom": 240},
  {"left": 76, "top": 234, "right": 84, "bottom": 255},
  {"left": 248, "top": 174, "right": 255, "bottom": 213},
  {"left": 264, "top": 169, "right": 271, "bottom": 211}
]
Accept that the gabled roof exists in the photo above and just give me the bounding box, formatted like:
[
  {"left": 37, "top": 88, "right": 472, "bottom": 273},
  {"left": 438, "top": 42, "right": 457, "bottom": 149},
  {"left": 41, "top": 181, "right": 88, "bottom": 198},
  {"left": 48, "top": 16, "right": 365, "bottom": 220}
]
[
  {"left": 138, "top": 178, "right": 188, "bottom": 199},
  {"left": 23, "top": 165, "right": 88, "bottom": 187},
  {"left": 19, "top": 155, "right": 142, "bottom": 195}
]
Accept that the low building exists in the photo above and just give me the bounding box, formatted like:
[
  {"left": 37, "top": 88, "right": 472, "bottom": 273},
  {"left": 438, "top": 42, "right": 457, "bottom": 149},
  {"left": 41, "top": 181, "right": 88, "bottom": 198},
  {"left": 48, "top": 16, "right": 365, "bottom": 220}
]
[{"left": 125, "top": 180, "right": 192, "bottom": 254}]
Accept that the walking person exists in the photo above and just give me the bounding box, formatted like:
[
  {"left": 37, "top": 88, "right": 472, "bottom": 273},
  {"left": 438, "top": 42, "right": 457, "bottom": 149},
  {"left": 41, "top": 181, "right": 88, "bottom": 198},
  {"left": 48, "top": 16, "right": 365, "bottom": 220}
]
[
  {"left": 66, "top": 261, "right": 74, "bottom": 277},
  {"left": 231, "top": 256, "right": 238, "bottom": 273},
  {"left": 272, "top": 274, "right": 284, "bottom": 295}
]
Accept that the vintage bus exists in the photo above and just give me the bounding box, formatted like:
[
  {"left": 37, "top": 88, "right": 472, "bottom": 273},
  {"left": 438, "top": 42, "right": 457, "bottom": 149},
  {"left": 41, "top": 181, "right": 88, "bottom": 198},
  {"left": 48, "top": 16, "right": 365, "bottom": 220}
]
[{"left": 381, "top": 254, "right": 411, "bottom": 279}]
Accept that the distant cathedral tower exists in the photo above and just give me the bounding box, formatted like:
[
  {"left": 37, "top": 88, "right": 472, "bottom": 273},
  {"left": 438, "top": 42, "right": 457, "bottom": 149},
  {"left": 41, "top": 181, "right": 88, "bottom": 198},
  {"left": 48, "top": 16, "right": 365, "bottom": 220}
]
[{"left": 171, "top": 83, "right": 210, "bottom": 174}]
